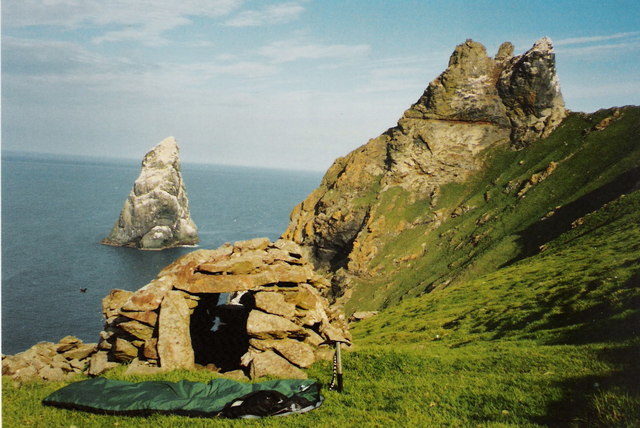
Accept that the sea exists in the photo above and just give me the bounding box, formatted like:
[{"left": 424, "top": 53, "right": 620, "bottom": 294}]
[{"left": 1, "top": 152, "right": 322, "bottom": 355}]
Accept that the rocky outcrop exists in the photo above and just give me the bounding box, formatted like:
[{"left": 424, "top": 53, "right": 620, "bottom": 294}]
[
  {"left": 283, "top": 38, "right": 566, "bottom": 301},
  {"left": 350, "top": 311, "right": 379, "bottom": 323},
  {"left": 97, "top": 238, "right": 350, "bottom": 379},
  {"left": 2, "top": 336, "right": 98, "bottom": 382},
  {"left": 497, "top": 37, "right": 566, "bottom": 147},
  {"left": 102, "top": 137, "right": 199, "bottom": 250}
]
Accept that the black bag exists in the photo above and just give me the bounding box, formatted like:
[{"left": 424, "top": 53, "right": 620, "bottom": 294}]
[{"left": 220, "top": 389, "right": 319, "bottom": 419}]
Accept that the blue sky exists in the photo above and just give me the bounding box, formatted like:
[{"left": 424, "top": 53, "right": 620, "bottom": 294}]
[{"left": 3, "top": 0, "right": 639, "bottom": 171}]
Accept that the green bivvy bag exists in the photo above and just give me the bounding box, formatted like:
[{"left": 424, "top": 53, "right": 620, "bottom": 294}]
[{"left": 42, "top": 377, "right": 323, "bottom": 418}]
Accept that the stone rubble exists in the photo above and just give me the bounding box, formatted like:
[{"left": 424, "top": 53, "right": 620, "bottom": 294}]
[{"left": 2, "top": 336, "right": 98, "bottom": 383}]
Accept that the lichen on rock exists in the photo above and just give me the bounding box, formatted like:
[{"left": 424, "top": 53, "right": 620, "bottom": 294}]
[{"left": 102, "top": 137, "right": 199, "bottom": 250}]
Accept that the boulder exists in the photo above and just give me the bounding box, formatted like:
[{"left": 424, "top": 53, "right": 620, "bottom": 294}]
[
  {"left": 125, "top": 358, "right": 165, "bottom": 376},
  {"left": 68, "top": 358, "right": 87, "bottom": 371},
  {"left": 12, "top": 365, "right": 38, "bottom": 383},
  {"left": 102, "top": 137, "right": 199, "bottom": 249},
  {"left": 234, "top": 237, "right": 270, "bottom": 251},
  {"left": 246, "top": 310, "right": 306, "bottom": 339},
  {"left": 2, "top": 355, "right": 27, "bottom": 376},
  {"left": 253, "top": 292, "right": 296, "bottom": 318},
  {"left": 56, "top": 336, "right": 83, "bottom": 353},
  {"left": 303, "top": 330, "right": 325, "bottom": 347},
  {"left": 220, "top": 369, "right": 250, "bottom": 382},
  {"left": 249, "top": 350, "right": 307, "bottom": 379},
  {"left": 250, "top": 339, "right": 315, "bottom": 368},
  {"left": 62, "top": 343, "right": 97, "bottom": 360},
  {"left": 112, "top": 338, "right": 138, "bottom": 361},
  {"left": 88, "top": 351, "right": 117, "bottom": 376},
  {"left": 121, "top": 277, "right": 173, "bottom": 311},
  {"left": 120, "top": 310, "right": 158, "bottom": 326},
  {"left": 38, "top": 366, "right": 67, "bottom": 381},
  {"left": 350, "top": 311, "right": 379, "bottom": 322},
  {"left": 143, "top": 338, "right": 159, "bottom": 360},
  {"left": 103, "top": 290, "right": 134, "bottom": 319},
  {"left": 118, "top": 320, "right": 154, "bottom": 341},
  {"left": 285, "top": 286, "right": 321, "bottom": 310},
  {"left": 157, "top": 290, "right": 194, "bottom": 369}
]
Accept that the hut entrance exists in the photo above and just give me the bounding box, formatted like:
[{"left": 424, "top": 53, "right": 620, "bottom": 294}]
[{"left": 189, "top": 293, "right": 254, "bottom": 372}]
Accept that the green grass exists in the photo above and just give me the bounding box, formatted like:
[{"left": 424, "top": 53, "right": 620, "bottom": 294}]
[
  {"left": 3, "top": 108, "right": 639, "bottom": 426},
  {"left": 345, "top": 107, "right": 640, "bottom": 313}
]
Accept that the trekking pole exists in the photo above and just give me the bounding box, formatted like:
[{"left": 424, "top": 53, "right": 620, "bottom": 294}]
[{"left": 320, "top": 339, "right": 350, "bottom": 393}]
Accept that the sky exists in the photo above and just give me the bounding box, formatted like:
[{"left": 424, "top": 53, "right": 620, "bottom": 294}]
[{"left": 2, "top": 0, "right": 640, "bottom": 171}]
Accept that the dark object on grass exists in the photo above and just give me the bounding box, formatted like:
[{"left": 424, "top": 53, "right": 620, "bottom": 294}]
[
  {"left": 42, "top": 377, "right": 322, "bottom": 418},
  {"left": 220, "top": 388, "right": 320, "bottom": 419}
]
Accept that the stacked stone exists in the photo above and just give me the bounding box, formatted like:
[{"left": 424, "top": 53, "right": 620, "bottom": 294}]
[
  {"left": 2, "top": 336, "right": 97, "bottom": 382},
  {"left": 94, "top": 238, "right": 350, "bottom": 379}
]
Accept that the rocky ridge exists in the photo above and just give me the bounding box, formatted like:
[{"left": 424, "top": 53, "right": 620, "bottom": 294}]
[
  {"left": 284, "top": 38, "right": 566, "bottom": 304},
  {"left": 102, "top": 137, "right": 199, "bottom": 250}
]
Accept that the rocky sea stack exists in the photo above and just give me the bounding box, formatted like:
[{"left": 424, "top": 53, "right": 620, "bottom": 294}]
[{"left": 102, "top": 137, "right": 199, "bottom": 250}]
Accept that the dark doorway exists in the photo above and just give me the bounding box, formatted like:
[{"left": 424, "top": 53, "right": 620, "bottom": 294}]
[{"left": 189, "top": 292, "right": 254, "bottom": 372}]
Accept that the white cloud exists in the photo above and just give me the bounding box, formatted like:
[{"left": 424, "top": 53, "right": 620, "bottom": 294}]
[
  {"left": 552, "top": 31, "right": 640, "bottom": 57},
  {"left": 225, "top": 2, "right": 305, "bottom": 27},
  {"left": 259, "top": 39, "right": 370, "bottom": 63},
  {"left": 555, "top": 31, "right": 640, "bottom": 46},
  {"left": 3, "top": 0, "right": 244, "bottom": 45},
  {"left": 557, "top": 40, "right": 640, "bottom": 56},
  {"left": 2, "top": 36, "right": 277, "bottom": 104}
]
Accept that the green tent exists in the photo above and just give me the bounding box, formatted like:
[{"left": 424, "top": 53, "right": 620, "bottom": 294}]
[{"left": 43, "top": 377, "right": 322, "bottom": 418}]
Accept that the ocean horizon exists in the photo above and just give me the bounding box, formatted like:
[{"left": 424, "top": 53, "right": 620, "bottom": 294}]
[{"left": 1, "top": 151, "right": 322, "bottom": 355}]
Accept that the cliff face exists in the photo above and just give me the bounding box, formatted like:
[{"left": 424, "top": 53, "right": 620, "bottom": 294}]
[
  {"left": 102, "top": 137, "right": 199, "bottom": 250},
  {"left": 283, "top": 38, "right": 566, "bottom": 303}
]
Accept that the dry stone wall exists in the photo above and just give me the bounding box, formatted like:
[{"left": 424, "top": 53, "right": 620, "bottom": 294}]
[
  {"left": 96, "top": 238, "right": 350, "bottom": 379},
  {"left": 2, "top": 336, "right": 100, "bottom": 382}
]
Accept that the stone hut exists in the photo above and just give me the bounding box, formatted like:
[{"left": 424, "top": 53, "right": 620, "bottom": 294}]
[{"left": 96, "top": 238, "right": 350, "bottom": 379}]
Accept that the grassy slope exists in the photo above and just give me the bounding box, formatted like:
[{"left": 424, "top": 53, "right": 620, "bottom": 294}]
[
  {"left": 3, "top": 108, "right": 639, "bottom": 426},
  {"left": 346, "top": 107, "right": 640, "bottom": 313}
]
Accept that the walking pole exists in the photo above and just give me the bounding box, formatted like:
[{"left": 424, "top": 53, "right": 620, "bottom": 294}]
[
  {"left": 335, "top": 341, "right": 343, "bottom": 392},
  {"left": 320, "top": 339, "right": 350, "bottom": 393}
]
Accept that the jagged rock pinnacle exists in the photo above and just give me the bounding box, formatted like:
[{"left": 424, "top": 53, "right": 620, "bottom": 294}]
[
  {"left": 498, "top": 37, "right": 566, "bottom": 146},
  {"left": 102, "top": 137, "right": 199, "bottom": 250},
  {"left": 406, "top": 37, "right": 565, "bottom": 145},
  {"left": 284, "top": 37, "right": 567, "bottom": 278}
]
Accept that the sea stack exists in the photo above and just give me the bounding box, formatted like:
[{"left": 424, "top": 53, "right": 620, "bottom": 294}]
[{"left": 102, "top": 137, "right": 199, "bottom": 250}]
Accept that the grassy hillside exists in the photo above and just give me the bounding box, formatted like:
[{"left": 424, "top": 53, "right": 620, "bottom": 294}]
[
  {"left": 345, "top": 106, "right": 640, "bottom": 313},
  {"left": 3, "top": 107, "right": 639, "bottom": 426}
]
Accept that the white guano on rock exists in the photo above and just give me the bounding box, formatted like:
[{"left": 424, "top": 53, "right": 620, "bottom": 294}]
[{"left": 102, "top": 137, "right": 199, "bottom": 250}]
